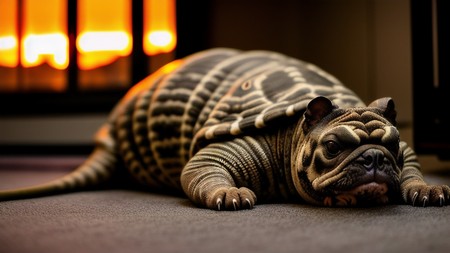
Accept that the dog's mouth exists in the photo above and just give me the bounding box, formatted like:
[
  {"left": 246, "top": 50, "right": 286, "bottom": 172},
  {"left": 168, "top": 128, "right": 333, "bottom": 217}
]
[
  {"left": 316, "top": 146, "right": 400, "bottom": 207},
  {"left": 323, "top": 182, "right": 389, "bottom": 207}
]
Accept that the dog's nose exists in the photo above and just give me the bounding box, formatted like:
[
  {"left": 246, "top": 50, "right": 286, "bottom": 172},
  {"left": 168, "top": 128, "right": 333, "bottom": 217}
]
[{"left": 361, "top": 149, "right": 386, "bottom": 171}]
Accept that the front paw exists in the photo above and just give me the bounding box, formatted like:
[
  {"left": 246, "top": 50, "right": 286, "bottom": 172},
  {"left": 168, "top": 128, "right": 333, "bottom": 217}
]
[
  {"left": 207, "top": 187, "right": 257, "bottom": 211},
  {"left": 403, "top": 183, "right": 450, "bottom": 207}
]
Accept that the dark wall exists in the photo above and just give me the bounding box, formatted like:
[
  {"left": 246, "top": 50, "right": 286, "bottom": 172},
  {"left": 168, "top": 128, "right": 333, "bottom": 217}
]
[{"left": 177, "top": 0, "right": 412, "bottom": 124}]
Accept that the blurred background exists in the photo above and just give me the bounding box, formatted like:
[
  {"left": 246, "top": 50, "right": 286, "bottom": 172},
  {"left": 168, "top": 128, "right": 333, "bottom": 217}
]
[{"left": 0, "top": 0, "right": 449, "bottom": 172}]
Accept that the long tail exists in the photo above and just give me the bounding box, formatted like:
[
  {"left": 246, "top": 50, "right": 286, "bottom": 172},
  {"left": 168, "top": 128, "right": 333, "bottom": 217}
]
[{"left": 0, "top": 147, "right": 119, "bottom": 201}]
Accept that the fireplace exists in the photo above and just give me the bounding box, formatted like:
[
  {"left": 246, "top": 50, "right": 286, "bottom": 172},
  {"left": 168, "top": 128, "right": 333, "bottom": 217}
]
[{"left": 0, "top": 0, "right": 207, "bottom": 114}]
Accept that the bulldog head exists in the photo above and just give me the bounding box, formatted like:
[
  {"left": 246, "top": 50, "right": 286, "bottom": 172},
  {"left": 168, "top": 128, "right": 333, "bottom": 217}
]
[{"left": 293, "top": 96, "right": 403, "bottom": 206}]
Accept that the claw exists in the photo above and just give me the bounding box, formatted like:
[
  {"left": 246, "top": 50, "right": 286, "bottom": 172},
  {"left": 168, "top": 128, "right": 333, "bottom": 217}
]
[
  {"left": 439, "top": 195, "right": 444, "bottom": 207},
  {"left": 412, "top": 192, "right": 419, "bottom": 206},
  {"left": 232, "top": 198, "right": 238, "bottom": 211},
  {"left": 216, "top": 198, "right": 222, "bottom": 211},
  {"left": 422, "top": 196, "right": 428, "bottom": 207},
  {"left": 245, "top": 198, "right": 251, "bottom": 208}
]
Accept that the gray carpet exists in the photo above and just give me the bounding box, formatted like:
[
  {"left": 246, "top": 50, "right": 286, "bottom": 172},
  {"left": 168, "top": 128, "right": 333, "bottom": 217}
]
[{"left": 1, "top": 157, "right": 450, "bottom": 253}]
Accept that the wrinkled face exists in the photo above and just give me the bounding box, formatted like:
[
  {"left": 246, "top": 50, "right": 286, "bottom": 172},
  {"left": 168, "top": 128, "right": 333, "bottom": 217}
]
[{"left": 293, "top": 97, "right": 403, "bottom": 206}]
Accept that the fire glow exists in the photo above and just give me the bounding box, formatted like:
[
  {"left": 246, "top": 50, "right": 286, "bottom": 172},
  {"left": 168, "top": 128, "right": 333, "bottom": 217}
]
[
  {"left": 0, "top": 36, "right": 18, "bottom": 67},
  {"left": 21, "top": 0, "right": 69, "bottom": 69},
  {"left": 0, "top": 0, "right": 176, "bottom": 70},
  {"left": 77, "top": 0, "right": 133, "bottom": 70},
  {"left": 77, "top": 32, "right": 131, "bottom": 53},
  {"left": 77, "top": 31, "right": 132, "bottom": 70},
  {"left": 0, "top": 0, "right": 18, "bottom": 68},
  {"left": 144, "top": 0, "right": 177, "bottom": 55},
  {"left": 22, "top": 33, "right": 69, "bottom": 69}
]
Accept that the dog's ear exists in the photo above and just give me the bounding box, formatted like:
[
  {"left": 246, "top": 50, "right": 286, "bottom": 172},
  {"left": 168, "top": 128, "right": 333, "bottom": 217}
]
[
  {"left": 368, "top": 97, "right": 397, "bottom": 126},
  {"left": 303, "top": 96, "right": 335, "bottom": 131}
]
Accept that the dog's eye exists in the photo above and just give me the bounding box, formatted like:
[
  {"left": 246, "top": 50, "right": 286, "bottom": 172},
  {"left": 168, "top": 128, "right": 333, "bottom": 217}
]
[{"left": 325, "top": 141, "right": 341, "bottom": 156}]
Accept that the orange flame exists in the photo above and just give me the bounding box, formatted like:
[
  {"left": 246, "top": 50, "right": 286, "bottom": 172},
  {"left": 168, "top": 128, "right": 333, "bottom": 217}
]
[
  {"left": 77, "top": 0, "right": 132, "bottom": 70},
  {"left": 144, "top": 0, "right": 177, "bottom": 56},
  {"left": 0, "top": 0, "right": 19, "bottom": 68},
  {"left": 0, "top": 0, "right": 176, "bottom": 72},
  {"left": 21, "top": 0, "right": 69, "bottom": 70}
]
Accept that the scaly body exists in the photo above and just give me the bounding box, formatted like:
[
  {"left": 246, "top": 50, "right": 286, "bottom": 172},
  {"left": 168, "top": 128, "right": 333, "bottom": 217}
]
[{"left": 1, "top": 48, "right": 449, "bottom": 210}]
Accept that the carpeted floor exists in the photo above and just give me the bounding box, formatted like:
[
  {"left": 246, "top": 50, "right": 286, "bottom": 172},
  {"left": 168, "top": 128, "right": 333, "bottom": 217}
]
[{"left": 1, "top": 156, "right": 450, "bottom": 253}]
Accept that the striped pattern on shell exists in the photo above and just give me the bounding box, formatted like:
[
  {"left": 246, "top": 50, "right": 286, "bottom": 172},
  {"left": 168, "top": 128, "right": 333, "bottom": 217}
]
[{"left": 111, "top": 48, "right": 364, "bottom": 191}]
